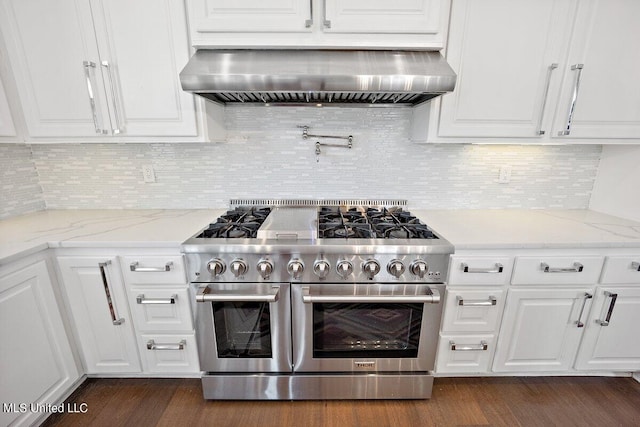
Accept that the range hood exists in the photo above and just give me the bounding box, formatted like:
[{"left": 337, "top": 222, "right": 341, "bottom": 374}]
[{"left": 179, "top": 50, "right": 456, "bottom": 106}]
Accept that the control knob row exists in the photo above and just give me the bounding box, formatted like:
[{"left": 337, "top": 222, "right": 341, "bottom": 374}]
[
  {"left": 207, "top": 257, "right": 429, "bottom": 279},
  {"left": 207, "top": 258, "right": 272, "bottom": 279}
]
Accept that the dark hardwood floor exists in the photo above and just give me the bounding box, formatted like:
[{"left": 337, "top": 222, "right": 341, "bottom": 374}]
[{"left": 42, "top": 376, "right": 640, "bottom": 427}]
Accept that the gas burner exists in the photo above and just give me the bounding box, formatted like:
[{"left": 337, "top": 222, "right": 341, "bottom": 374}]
[
  {"left": 365, "top": 208, "right": 438, "bottom": 239},
  {"left": 319, "top": 223, "right": 375, "bottom": 239},
  {"left": 197, "top": 207, "right": 271, "bottom": 238}
]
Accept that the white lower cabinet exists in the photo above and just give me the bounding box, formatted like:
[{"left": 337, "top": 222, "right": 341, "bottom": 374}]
[
  {"left": 138, "top": 333, "right": 199, "bottom": 374},
  {"left": 120, "top": 254, "right": 200, "bottom": 374},
  {"left": 574, "top": 286, "right": 640, "bottom": 371},
  {"left": 0, "top": 256, "right": 80, "bottom": 427},
  {"left": 436, "top": 334, "right": 496, "bottom": 374},
  {"left": 57, "top": 256, "right": 141, "bottom": 374},
  {"left": 128, "top": 287, "right": 193, "bottom": 332},
  {"left": 493, "top": 287, "right": 594, "bottom": 372},
  {"left": 436, "top": 256, "right": 509, "bottom": 375}
]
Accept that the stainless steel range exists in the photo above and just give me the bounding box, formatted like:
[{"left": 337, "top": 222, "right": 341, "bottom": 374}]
[{"left": 182, "top": 200, "right": 453, "bottom": 400}]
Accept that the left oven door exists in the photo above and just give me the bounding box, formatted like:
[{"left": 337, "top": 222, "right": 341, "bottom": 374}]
[{"left": 195, "top": 283, "right": 292, "bottom": 373}]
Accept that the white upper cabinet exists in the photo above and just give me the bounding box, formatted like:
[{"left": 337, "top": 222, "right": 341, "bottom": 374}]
[
  {"left": 438, "top": 0, "right": 575, "bottom": 139},
  {"left": 0, "top": 0, "right": 197, "bottom": 140},
  {"left": 549, "top": 0, "right": 640, "bottom": 140},
  {"left": 187, "top": 0, "right": 448, "bottom": 49},
  {"left": 431, "top": 0, "right": 640, "bottom": 143}
]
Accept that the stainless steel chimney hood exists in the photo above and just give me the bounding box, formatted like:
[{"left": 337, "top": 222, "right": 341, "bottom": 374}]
[{"left": 179, "top": 50, "right": 456, "bottom": 106}]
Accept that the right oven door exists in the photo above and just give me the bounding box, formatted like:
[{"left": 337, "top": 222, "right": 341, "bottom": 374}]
[{"left": 291, "top": 283, "right": 443, "bottom": 373}]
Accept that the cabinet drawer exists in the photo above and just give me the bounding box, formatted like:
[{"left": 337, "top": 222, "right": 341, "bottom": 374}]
[
  {"left": 511, "top": 256, "right": 604, "bottom": 285},
  {"left": 435, "top": 334, "right": 496, "bottom": 374},
  {"left": 120, "top": 256, "right": 186, "bottom": 285},
  {"left": 128, "top": 287, "right": 193, "bottom": 332},
  {"left": 441, "top": 288, "right": 505, "bottom": 333},
  {"left": 448, "top": 256, "right": 513, "bottom": 285},
  {"left": 600, "top": 256, "right": 640, "bottom": 284},
  {"left": 138, "top": 333, "right": 199, "bottom": 374}
]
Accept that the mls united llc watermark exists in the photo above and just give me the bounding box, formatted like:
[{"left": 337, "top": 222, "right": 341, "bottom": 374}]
[{"left": 3, "top": 402, "right": 88, "bottom": 414}]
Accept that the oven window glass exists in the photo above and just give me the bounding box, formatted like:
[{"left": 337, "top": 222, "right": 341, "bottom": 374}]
[
  {"left": 212, "top": 302, "right": 272, "bottom": 358},
  {"left": 312, "top": 303, "right": 423, "bottom": 358}
]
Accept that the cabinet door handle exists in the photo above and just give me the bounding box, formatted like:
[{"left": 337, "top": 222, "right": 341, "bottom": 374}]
[
  {"left": 98, "top": 261, "right": 125, "bottom": 325},
  {"left": 82, "top": 61, "right": 108, "bottom": 135},
  {"left": 461, "top": 263, "right": 504, "bottom": 273},
  {"left": 597, "top": 291, "right": 618, "bottom": 326},
  {"left": 456, "top": 296, "right": 497, "bottom": 307},
  {"left": 130, "top": 261, "right": 173, "bottom": 272},
  {"left": 450, "top": 341, "right": 488, "bottom": 351},
  {"left": 541, "top": 262, "right": 583, "bottom": 273},
  {"left": 557, "top": 64, "right": 584, "bottom": 136},
  {"left": 536, "top": 63, "right": 558, "bottom": 135},
  {"left": 631, "top": 261, "right": 640, "bottom": 271},
  {"left": 100, "top": 61, "right": 122, "bottom": 135},
  {"left": 146, "top": 340, "right": 186, "bottom": 351},
  {"left": 136, "top": 294, "right": 177, "bottom": 305},
  {"left": 305, "top": 0, "right": 313, "bottom": 27},
  {"left": 322, "top": 0, "right": 331, "bottom": 28},
  {"left": 575, "top": 292, "right": 593, "bottom": 328}
]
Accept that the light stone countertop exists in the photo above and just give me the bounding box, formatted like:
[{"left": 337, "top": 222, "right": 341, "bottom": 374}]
[
  {"left": 414, "top": 209, "right": 640, "bottom": 250},
  {"left": 3, "top": 208, "right": 640, "bottom": 266},
  {"left": 0, "top": 209, "right": 223, "bottom": 265}
]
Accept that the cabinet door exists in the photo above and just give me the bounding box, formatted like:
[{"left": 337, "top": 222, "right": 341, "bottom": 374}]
[
  {"left": 552, "top": 0, "right": 640, "bottom": 140},
  {"left": 90, "top": 0, "right": 197, "bottom": 137},
  {"left": 493, "top": 287, "right": 593, "bottom": 372},
  {"left": 574, "top": 286, "right": 640, "bottom": 371},
  {"left": 441, "top": 288, "right": 505, "bottom": 333},
  {"left": 436, "top": 334, "right": 496, "bottom": 374},
  {"left": 324, "top": 0, "right": 441, "bottom": 35},
  {"left": 438, "top": 0, "right": 576, "bottom": 138},
  {"left": 0, "top": 0, "right": 111, "bottom": 137},
  {"left": 0, "top": 260, "right": 80, "bottom": 427},
  {"left": 187, "top": 0, "right": 313, "bottom": 34},
  {"left": 57, "top": 256, "right": 141, "bottom": 374}
]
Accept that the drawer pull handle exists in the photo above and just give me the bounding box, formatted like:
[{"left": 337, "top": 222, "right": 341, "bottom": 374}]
[
  {"left": 136, "top": 294, "right": 177, "bottom": 305},
  {"left": 130, "top": 261, "right": 173, "bottom": 272},
  {"left": 461, "top": 263, "right": 503, "bottom": 274},
  {"left": 98, "top": 261, "right": 125, "bottom": 326},
  {"left": 575, "top": 292, "right": 593, "bottom": 328},
  {"left": 146, "top": 340, "right": 186, "bottom": 351},
  {"left": 541, "top": 262, "right": 583, "bottom": 273},
  {"left": 450, "top": 341, "right": 488, "bottom": 351},
  {"left": 456, "top": 296, "right": 497, "bottom": 307},
  {"left": 631, "top": 262, "right": 640, "bottom": 271},
  {"left": 597, "top": 292, "right": 618, "bottom": 326}
]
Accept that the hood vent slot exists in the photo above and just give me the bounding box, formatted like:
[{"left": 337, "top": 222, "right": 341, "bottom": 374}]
[{"left": 180, "top": 50, "right": 456, "bottom": 106}]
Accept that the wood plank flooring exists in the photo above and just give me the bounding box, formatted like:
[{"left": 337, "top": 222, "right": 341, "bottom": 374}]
[{"left": 42, "top": 376, "right": 640, "bottom": 427}]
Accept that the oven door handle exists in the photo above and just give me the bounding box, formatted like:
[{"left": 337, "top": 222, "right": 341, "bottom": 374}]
[
  {"left": 301, "top": 287, "right": 440, "bottom": 304},
  {"left": 196, "top": 286, "right": 280, "bottom": 303}
]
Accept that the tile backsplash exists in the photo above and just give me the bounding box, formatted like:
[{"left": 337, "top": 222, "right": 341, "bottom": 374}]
[
  {"left": 0, "top": 144, "right": 45, "bottom": 219},
  {"left": 2, "top": 106, "right": 601, "bottom": 216}
]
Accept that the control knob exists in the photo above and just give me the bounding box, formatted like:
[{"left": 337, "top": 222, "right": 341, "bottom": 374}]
[
  {"left": 313, "top": 259, "right": 330, "bottom": 279},
  {"left": 410, "top": 259, "right": 428, "bottom": 278},
  {"left": 230, "top": 258, "right": 248, "bottom": 277},
  {"left": 387, "top": 259, "right": 406, "bottom": 278},
  {"left": 256, "top": 258, "right": 274, "bottom": 280},
  {"left": 336, "top": 259, "right": 354, "bottom": 278},
  {"left": 362, "top": 259, "right": 381, "bottom": 280},
  {"left": 206, "top": 258, "right": 226, "bottom": 277},
  {"left": 287, "top": 258, "right": 305, "bottom": 279}
]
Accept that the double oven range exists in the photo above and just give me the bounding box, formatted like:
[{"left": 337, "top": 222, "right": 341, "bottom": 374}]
[{"left": 183, "top": 200, "right": 453, "bottom": 400}]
